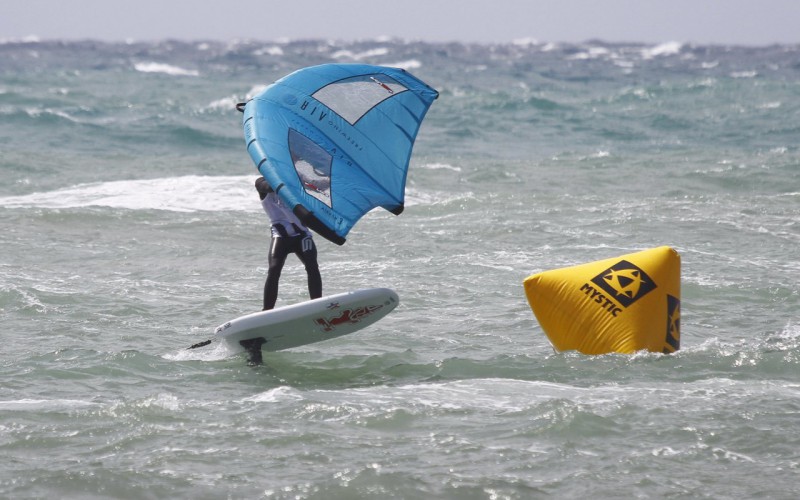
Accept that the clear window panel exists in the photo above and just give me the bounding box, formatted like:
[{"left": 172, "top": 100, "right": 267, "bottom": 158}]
[
  {"left": 289, "top": 129, "right": 333, "bottom": 207},
  {"left": 312, "top": 74, "right": 408, "bottom": 124}
]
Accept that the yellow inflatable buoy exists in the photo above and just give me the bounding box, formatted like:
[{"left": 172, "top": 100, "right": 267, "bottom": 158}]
[{"left": 523, "top": 246, "right": 680, "bottom": 354}]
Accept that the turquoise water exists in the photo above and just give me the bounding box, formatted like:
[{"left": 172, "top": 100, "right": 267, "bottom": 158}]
[{"left": 1, "top": 39, "right": 799, "bottom": 498}]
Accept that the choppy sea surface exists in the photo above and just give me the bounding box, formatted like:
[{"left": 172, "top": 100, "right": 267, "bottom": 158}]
[{"left": 1, "top": 38, "right": 798, "bottom": 499}]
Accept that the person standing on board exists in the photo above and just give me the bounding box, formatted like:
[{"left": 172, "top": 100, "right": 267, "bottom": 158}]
[{"left": 255, "top": 176, "right": 322, "bottom": 311}]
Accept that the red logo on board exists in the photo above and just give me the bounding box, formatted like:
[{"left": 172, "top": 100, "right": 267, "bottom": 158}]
[{"left": 315, "top": 304, "right": 384, "bottom": 332}]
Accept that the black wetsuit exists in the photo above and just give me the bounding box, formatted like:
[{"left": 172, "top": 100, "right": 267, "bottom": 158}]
[{"left": 255, "top": 177, "right": 322, "bottom": 310}]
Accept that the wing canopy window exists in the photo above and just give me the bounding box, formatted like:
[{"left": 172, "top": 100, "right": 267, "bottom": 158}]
[
  {"left": 289, "top": 129, "right": 333, "bottom": 207},
  {"left": 312, "top": 74, "right": 408, "bottom": 124}
]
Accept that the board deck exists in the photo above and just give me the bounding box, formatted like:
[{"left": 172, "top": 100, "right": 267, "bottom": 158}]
[{"left": 214, "top": 288, "right": 398, "bottom": 353}]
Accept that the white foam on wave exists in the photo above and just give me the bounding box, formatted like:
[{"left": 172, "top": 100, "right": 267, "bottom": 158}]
[
  {"left": 206, "top": 95, "right": 240, "bottom": 111},
  {"left": 164, "top": 340, "right": 233, "bottom": 362},
  {"left": 0, "top": 35, "right": 41, "bottom": 44},
  {"left": 0, "top": 398, "right": 97, "bottom": 411},
  {"left": 512, "top": 38, "right": 541, "bottom": 47},
  {"left": 134, "top": 62, "right": 199, "bottom": 77},
  {"left": 0, "top": 175, "right": 259, "bottom": 212},
  {"left": 569, "top": 46, "right": 612, "bottom": 60},
  {"left": 17, "top": 106, "right": 84, "bottom": 123},
  {"left": 332, "top": 47, "right": 390, "bottom": 60},
  {"left": 206, "top": 82, "right": 268, "bottom": 112},
  {"left": 135, "top": 393, "right": 181, "bottom": 411},
  {"left": 383, "top": 59, "right": 422, "bottom": 70},
  {"left": 207, "top": 84, "right": 268, "bottom": 111},
  {"left": 1, "top": 173, "right": 459, "bottom": 214},
  {"left": 403, "top": 185, "right": 472, "bottom": 207},
  {"left": 418, "top": 162, "right": 461, "bottom": 172},
  {"left": 242, "top": 386, "right": 304, "bottom": 403},
  {"left": 246, "top": 84, "right": 268, "bottom": 99},
  {"left": 239, "top": 379, "right": 570, "bottom": 414},
  {"left": 283, "top": 377, "right": 764, "bottom": 417},
  {"left": 253, "top": 45, "right": 284, "bottom": 56},
  {"left": 642, "top": 41, "right": 683, "bottom": 59}
]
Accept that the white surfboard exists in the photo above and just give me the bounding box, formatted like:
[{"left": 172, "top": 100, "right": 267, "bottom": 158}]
[{"left": 214, "top": 287, "right": 399, "bottom": 354}]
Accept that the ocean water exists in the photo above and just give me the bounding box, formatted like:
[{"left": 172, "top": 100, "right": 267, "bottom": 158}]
[{"left": 1, "top": 38, "right": 799, "bottom": 499}]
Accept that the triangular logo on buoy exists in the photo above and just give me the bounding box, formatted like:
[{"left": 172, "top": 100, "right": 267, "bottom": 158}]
[{"left": 590, "top": 260, "right": 657, "bottom": 308}]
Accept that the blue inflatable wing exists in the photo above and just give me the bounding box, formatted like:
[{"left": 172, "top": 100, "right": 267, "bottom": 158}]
[{"left": 242, "top": 64, "right": 438, "bottom": 245}]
